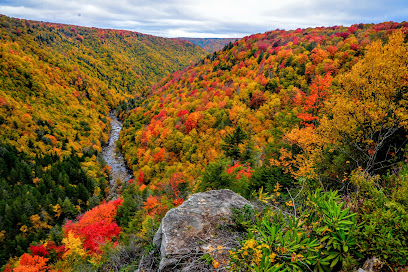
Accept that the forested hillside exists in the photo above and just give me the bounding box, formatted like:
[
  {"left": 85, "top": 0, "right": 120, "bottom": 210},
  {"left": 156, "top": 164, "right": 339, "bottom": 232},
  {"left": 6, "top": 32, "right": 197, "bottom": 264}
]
[
  {"left": 117, "top": 22, "right": 408, "bottom": 270},
  {"left": 0, "top": 14, "right": 205, "bottom": 267},
  {"left": 120, "top": 22, "right": 408, "bottom": 189}
]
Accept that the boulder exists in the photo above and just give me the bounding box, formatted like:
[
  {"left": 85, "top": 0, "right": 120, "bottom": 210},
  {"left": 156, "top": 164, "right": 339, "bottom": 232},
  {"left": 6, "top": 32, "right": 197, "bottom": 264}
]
[{"left": 152, "top": 189, "right": 252, "bottom": 271}]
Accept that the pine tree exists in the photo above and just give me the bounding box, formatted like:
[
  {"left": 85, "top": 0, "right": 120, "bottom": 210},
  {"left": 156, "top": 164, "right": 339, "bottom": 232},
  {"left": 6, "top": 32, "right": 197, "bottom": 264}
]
[{"left": 221, "top": 126, "right": 248, "bottom": 161}]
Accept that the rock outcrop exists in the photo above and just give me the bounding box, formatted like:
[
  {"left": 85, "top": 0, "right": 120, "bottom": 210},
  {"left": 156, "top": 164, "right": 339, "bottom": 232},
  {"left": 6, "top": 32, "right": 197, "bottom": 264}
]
[{"left": 149, "top": 189, "right": 252, "bottom": 271}]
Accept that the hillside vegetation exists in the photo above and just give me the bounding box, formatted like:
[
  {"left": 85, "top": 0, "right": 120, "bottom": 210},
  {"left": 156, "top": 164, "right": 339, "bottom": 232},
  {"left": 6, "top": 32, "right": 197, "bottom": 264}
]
[
  {"left": 120, "top": 22, "right": 408, "bottom": 189},
  {"left": 0, "top": 14, "right": 205, "bottom": 267},
  {"left": 116, "top": 22, "right": 408, "bottom": 271}
]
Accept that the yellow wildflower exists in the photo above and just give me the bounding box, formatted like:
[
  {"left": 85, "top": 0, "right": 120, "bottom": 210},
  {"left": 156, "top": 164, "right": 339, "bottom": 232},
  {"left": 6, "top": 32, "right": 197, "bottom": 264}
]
[
  {"left": 253, "top": 248, "right": 262, "bottom": 265},
  {"left": 243, "top": 239, "right": 257, "bottom": 249},
  {"left": 285, "top": 200, "right": 294, "bottom": 207},
  {"left": 269, "top": 252, "right": 277, "bottom": 262}
]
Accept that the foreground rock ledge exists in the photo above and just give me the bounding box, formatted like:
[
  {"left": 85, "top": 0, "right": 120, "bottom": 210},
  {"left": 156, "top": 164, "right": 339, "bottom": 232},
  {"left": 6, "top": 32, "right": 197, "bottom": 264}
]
[{"left": 151, "top": 189, "right": 252, "bottom": 271}]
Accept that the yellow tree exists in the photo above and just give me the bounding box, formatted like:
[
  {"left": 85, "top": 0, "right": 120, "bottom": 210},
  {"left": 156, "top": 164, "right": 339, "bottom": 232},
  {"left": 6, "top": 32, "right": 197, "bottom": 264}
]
[{"left": 319, "top": 30, "right": 408, "bottom": 175}]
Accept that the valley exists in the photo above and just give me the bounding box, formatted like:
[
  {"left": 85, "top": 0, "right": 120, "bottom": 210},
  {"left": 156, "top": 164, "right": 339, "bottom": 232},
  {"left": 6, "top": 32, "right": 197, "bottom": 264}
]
[
  {"left": 0, "top": 14, "right": 205, "bottom": 269},
  {"left": 1, "top": 13, "right": 408, "bottom": 272}
]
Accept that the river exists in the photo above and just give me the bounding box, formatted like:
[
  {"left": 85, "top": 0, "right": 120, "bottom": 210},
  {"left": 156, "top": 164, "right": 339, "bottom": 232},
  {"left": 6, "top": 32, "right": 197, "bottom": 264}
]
[{"left": 102, "top": 111, "right": 133, "bottom": 193}]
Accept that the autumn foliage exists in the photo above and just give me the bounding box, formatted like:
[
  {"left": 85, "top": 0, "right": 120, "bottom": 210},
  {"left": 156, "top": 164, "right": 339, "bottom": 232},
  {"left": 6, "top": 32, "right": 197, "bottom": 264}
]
[
  {"left": 142, "top": 195, "right": 168, "bottom": 217},
  {"left": 120, "top": 21, "right": 408, "bottom": 191},
  {"left": 13, "top": 254, "right": 48, "bottom": 272},
  {"left": 63, "top": 198, "right": 123, "bottom": 254},
  {"left": 0, "top": 13, "right": 205, "bottom": 267},
  {"left": 3, "top": 14, "right": 408, "bottom": 271},
  {"left": 296, "top": 72, "right": 333, "bottom": 127},
  {"left": 29, "top": 245, "right": 49, "bottom": 258}
]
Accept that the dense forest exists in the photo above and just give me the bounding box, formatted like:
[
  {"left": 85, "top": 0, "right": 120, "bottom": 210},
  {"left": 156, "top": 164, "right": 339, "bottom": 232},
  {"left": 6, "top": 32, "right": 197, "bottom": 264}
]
[
  {"left": 120, "top": 22, "right": 408, "bottom": 192},
  {"left": 2, "top": 13, "right": 408, "bottom": 271},
  {"left": 0, "top": 14, "right": 205, "bottom": 269},
  {"left": 117, "top": 22, "right": 408, "bottom": 271}
]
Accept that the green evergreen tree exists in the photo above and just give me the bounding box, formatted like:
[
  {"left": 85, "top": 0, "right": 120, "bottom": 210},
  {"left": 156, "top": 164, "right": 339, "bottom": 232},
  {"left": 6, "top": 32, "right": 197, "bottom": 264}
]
[{"left": 221, "top": 126, "right": 248, "bottom": 161}]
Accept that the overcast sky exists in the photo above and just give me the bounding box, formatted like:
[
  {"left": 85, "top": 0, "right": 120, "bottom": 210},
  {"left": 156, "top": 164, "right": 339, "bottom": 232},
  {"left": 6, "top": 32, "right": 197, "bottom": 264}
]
[{"left": 1, "top": 0, "right": 407, "bottom": 38}]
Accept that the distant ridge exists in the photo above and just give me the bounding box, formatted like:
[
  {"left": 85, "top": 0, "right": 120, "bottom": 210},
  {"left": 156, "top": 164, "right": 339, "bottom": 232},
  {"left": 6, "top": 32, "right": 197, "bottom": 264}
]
[{"left": 179, "top": 37, "right": 238, "bottom": 52}]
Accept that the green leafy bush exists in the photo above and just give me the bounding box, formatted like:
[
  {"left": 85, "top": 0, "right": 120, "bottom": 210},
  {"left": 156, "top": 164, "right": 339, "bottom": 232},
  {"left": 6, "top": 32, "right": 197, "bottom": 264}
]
[
  {"left": 196, "top": 159, "right": 235, "bottom": 191},
  {"left": 229, "top": 189, "right": 362, "bottom": 271},
  {"left": 306, "top": 189, "right": 362, "bottom": 270},
  {"left": 249, "top": 165, "right": 295, "bottom": 199},
  {"left": 230, "top": 208, "right": 321, "bottom": 272},
  {"left": 351, "top": 169, "right": 408, "bottom": 269},
  {"left": 356, "top": 205, "right": 408, "bottom": 268}
]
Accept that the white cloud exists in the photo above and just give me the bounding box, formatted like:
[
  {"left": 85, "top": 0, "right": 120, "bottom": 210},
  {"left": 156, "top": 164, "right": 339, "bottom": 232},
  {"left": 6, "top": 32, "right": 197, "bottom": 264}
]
[{"left": 0, "top": 0, "right": 407, "bottom": 37}]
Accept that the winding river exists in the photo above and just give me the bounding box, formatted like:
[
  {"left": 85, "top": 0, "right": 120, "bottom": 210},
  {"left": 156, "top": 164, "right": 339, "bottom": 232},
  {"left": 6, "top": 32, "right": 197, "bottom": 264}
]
[{"left": 102, "top": 111, "right": 133, "bottom": 190}]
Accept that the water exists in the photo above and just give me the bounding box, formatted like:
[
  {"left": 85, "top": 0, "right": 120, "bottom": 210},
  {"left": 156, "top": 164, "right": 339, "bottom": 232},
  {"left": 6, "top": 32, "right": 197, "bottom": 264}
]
[{"left": 102, "top": 111, "right": 133, "bottom": 191}]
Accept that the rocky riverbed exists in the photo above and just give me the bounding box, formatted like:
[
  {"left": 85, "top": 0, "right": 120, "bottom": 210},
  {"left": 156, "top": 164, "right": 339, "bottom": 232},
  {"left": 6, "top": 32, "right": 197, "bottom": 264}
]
[{"left": 102, "top": 111, "right": 133, "bottom": 190}]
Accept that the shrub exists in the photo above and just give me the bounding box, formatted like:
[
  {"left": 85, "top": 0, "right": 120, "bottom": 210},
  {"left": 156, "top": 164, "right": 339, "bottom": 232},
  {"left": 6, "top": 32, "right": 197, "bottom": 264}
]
[
  {"left": 351, "top": 169, "right": 408, "bottom": 268},
  {"left": 306, "top": 189, "right": 362, "bottom": 270},
  {"left": 229, "top": 189, "right": 362, "bottom": 271},
  {"left": 229, "top": 208, "right": 321, "bottom": 272}
]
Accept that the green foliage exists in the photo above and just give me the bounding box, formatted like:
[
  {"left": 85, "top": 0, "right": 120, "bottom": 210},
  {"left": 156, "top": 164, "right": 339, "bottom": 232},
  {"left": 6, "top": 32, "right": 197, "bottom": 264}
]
[
  {"left": 196, "top": 158, "right": 255, "bottom": 197},
  {"left": 306, "top": 189, "right": 362, "bottom": 270},
  {"left": 196, "top": 159, "right": 235, "bottom": 192},
  {"left": 351, "top": 168, "right": 408, "bottom": 268},
  {"left": 230, "top": 189, "right": 363, "bottom": 271},
  {"left": 198, "top": 160, "right": 295, "bottom": 200},
  {"left": 0, "top": 143, "right": 98, "bottom": 265},
  {"left": 249, "top": 165, "right": 295, "bottom": 195},
  {"left": 230, "top": 205, "right": 257, "bottom": 232},
  {"left": 230, "top": 207, "right": 321, "bottom": 271},
  {"left": 356, "top": 203, "right": 408, "bottom": 268},
  {"left": 115, "top": 183, "right": 149, "bottom": 233},
  {"left": 390, "top": 164, "right": 408, "bottom": 207},
  {"left": 221, "top": 126, "right": 248, "bottom": 161}
]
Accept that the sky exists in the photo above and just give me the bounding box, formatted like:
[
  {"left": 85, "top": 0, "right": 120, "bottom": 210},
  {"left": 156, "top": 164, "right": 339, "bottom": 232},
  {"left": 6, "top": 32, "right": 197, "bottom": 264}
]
[{"left": 0, "top": 0, "right": 407, "bottom": 38}]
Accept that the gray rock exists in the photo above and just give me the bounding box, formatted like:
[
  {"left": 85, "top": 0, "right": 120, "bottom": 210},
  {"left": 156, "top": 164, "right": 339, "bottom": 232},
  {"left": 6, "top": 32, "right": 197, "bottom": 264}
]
[{"left": 153, "top": 189, "right": 252, "bottom": 271}]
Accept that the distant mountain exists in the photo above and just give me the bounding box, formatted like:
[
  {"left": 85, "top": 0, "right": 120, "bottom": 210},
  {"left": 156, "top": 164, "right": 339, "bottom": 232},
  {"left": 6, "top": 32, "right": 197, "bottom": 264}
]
[{"left": 179, "top": 37, "right": 238, "bottom": 52}]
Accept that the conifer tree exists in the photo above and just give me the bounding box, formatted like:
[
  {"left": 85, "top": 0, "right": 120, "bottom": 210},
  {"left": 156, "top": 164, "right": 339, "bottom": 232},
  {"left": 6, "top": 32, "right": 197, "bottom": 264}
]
[{"left": 221, "top": 126, "right": 248, "bottom": 161}]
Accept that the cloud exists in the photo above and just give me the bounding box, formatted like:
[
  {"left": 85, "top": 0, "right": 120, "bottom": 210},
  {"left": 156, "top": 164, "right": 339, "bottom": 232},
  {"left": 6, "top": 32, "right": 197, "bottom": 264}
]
[{"left": 0, "top": 0, "right": 407, "bottom": 37}]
